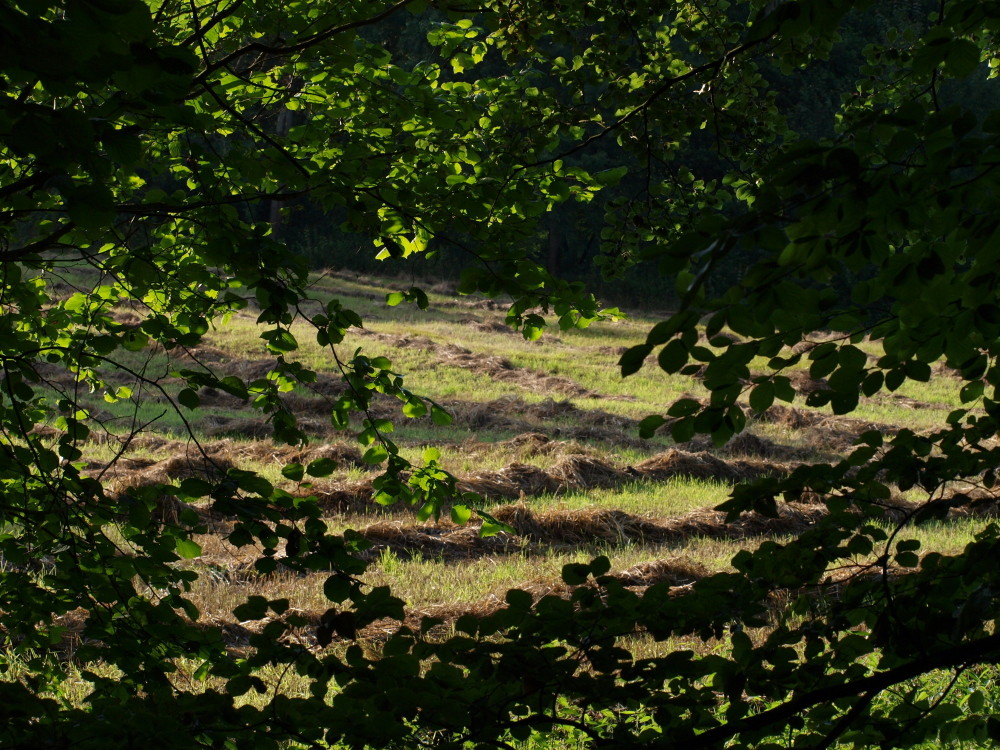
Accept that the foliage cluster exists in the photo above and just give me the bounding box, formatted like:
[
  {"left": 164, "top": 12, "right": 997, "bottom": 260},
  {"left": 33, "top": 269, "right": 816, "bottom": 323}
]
[{"left": 5, "top": 0, "right": 1000, "bottom": 747}]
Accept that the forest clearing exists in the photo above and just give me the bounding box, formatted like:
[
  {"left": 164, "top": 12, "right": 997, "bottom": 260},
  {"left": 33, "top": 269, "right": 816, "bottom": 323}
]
[
  {"left": 8, "top": 0, "right": 1000, "bottom": 746},
  {"left": 28, "top": 267, "right": 999, "bottom": 748}
]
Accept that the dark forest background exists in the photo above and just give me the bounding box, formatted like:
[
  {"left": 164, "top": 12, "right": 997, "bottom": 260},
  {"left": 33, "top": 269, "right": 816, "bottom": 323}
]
[{"left": 280, "top": 0, "right": 998, "bottom": 308}]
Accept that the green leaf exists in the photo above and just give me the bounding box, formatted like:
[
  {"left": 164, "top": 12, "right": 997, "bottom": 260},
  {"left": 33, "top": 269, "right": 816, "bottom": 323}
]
[
  {"left": 403, "top": 398, "right": 427, "bottom": 418},
  {"left": 122, "top": 329, "right": 149, "bottom": 351},
  {"left": 430, "top": 404, "right": 452, "bottom": 425},
  {"left": 561, "top": 562, "right": 590, "bottom": 585},
  {"left": 960, "top": 381, "right": 984, "bottom": 403},
  {"left": 174, "top": 538, "right": 202, "bottom": 559},
  {"left": 307, "top": 458, "right": 338, "bottom": 477},
  {"left": 233, "top": 596, "right": 269, "bottom": 621},
  {"left": 772, "top": 376, "right": 795, "bottom": 402},
  {"left": 362, "top": 445, "right": 390, "bottom": 464},
  {"left": 671, "top": 417, "right": 696, "bottom": 443},
  {"left": 905, "top": 360, "right": 931, "bottom": 382},
  {"left": 324, "top": 574, "right": 353, "bottom": 604},
  {"left": 895, "top": 550, "right": 919, "bottom": 567},
  {"left": 638, "top": 415, "right": 667, "bottom": 438},
  {"left": 177, "top": 388, "right": 200, "bottom": 410},
  {"left": 451, "top": 504, "right": 471, "bottom": 524},
  {"left": 619, "top": 345, "right": 652, "bottom": 376},
  {"left": 861, "top": 371, "right": 884, "bottom": 397},
  {"left": 657, "top": 340, "right": 688, "bottom": 374},
  {"left": 230, "top": 471, "right": 273, "bottom": 497},
  {"left": 944, "top": 38, "right": 982, "bottom": 78},
  {"left": 178, "top": 477, "right": 213, "bottom": 498},
  {"left": 594, "top": 166, "right": 628, "bottom": 186},
  {"left": 667, "top": 398, "right": 702, "bottom": 417},
  {"left": 590, "top": 555, "right": 611, "bottom": 576},
  {"left": 748, "top": 382, "right": 775, "bottom": 413},
  {"left": 282, "top": 462, "right": 305, "bottom": 481}
]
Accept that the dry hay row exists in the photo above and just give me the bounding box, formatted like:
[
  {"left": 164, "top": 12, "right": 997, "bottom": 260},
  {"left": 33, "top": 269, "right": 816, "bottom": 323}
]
[
  {"left": 193, "top": 557, "right": 718, "bottom": 652},
  {"left": 303, "top": 448, "right": 791, "bottom": 515},
  {"left": 101, "top": 438, "right": 366, "bottom": 486},
  {"left": 200, "top": 558, "right": 913, "bottom": 652},
  {"left": 356, "top": 502, "right": 832, "bottom": 562},
  {"left": 354, "top": 329, "right": 604, "bottom": 399},
  {"left": 47, "top": 555, "right": 918, "bottom": 656},
  {"left": 101, "top": 439, "right": 369, "bottom": 524},
  {"left": 104, "top": 434, "right": 795, "bottom": 520},
  {"left": 453, "top": 396, "right": 648, "bottom": 447},
  {"left": 667, "top": 401, "right": 902, "bottom": 455},
  {"left": 350, "top": 560, "right": 909, "bottom": 644},
  {"left": 455, "top": 448, "right": 787, "bottom": 501}
]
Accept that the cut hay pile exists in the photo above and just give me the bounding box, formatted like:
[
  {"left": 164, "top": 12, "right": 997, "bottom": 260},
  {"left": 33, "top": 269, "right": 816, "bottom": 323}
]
[
  {"left": 611, "top": 558, "right": 710, "bottom": 588},
  {"left": 110, "top": 448, "right": 235, "bottom": 488},
  {"left": 311, "top": 481, "right": 379, "bottom": 513},
  {"left": 354, "top": 502, "right": 831, "bottom": 560},
  {"left": 453, "top": 448, "right": 790, "bottom": 501},
  {"left": 359, "top": 520, "right": 521, "bottom": 561},
  {"left": 937, "top": 487, "right": 1000, "bottom": 519},
  {"left": 548, "top": 454, "right": 634, "bottom": 488},
  {"left": 785, "top": 371, "right": 829, "bottom": 395},
  {"left": 723, "top": 433, "right": 802, "bottom": 460},
  {"left": 447, "top": 395, "right": 646, "bottom": 446},
  {"left": 491, "top": 502, "right": 829, "bottom": 547},
  {"left": 756, "top": 404, "right": 826, "bottom": 429},
  {"left": 634, "top": 449, "right": 783, "bottom": 483},
  {"left": 434, "top": 345, "right": 599, "bottom": 398},
  {"left": 459, "top": 463, "right": 563, "bottom": 499},
  {"left": 499, "top": 431, "right": 559, "bottom": 456},
  {"left": 103, "top": 439, "right": 367, "bottom": 523},
  {"left": 459, "top": 454, "right": 634, "bottom": 499},
  {"left": 490, "top": 504, "right": 669, "bottom": 546}
]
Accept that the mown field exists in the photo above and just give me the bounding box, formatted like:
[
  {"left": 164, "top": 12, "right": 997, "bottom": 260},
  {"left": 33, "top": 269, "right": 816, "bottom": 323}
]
[{"left": 34, "top": 267, "right": 1000, "bottom": 743}]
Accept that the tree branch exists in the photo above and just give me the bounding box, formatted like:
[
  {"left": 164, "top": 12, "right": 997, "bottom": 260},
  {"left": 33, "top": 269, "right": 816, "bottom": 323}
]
[
  {"left": 685, "top": 634, "right": 1000, "bottom": 749},
  {"left": 191, "top": 0, "right": 417, "bottom": 88}
]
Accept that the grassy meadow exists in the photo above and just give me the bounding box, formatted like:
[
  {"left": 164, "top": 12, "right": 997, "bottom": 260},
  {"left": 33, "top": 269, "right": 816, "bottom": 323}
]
[{"left": 31, "top": 267, "right": 1000, "bottom": 746}]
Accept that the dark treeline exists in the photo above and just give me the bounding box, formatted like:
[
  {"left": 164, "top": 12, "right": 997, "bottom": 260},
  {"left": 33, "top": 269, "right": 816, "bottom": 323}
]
[{"left": 283, "top": 0, "right": 998, "bottom": 310}]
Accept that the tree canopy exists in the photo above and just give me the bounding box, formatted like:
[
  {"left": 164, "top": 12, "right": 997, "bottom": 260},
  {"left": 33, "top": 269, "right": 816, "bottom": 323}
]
[{"left": 5, "top": 0, "right": 1000, "bottom": 747}]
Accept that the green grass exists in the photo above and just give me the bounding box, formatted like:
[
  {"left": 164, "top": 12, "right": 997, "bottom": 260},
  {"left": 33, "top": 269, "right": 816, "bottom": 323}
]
[{"left": 27, "top": 265, "right": 1000, "bottom": 748}]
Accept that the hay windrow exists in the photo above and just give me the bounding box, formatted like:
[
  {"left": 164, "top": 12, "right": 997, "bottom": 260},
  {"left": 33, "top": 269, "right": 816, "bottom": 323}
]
[
  {"left": 354, "top": 502, "right": 830, "bottom": 561},
  {"left": 459, "top": 463, "right": 564, "bottom": 499},
  {"left": 756, "top": 404, "right": 826, "bottom": 429},
  {"left": 634, "top": 449, "right": 784, "bottom": 483},
  {"left": 460, "top": 318, "right": 518, "bottom": 335},
  {"left": 353, "top": 331, "right": 600, "bottom": 398},
  {"left": 681, "top": 433, "right": 810, "bottom": 462},
  {"left": 459, "top": 454, "right": 634, "bottom": 499},
  {"left": 498, "top": 431, "right": 559, "bottom": 456},
  {"left": 612, "top": 558, "right": 711, "bottom": 588},
  {"left": 98, "top": 439, "right": 365, "bottom": 481},
  {"left": 491, "top": 502, "right": 829, "bottom": 546},
  {"left": 311, "top": 480, "right": 379, "bottom": 513},
  {"left": 785, "top": 371, "right": 829, "bottom": 395},
  {"left": 50, "top": 558, "right": 910, "bottom": 654},
  {"left": 935, "top": 487, "right": 1000, "bottom": 519},
  {"left": 433, "top": 343, "right": 599, "bottom": 398},
  {"left": 449, "top": 395, "right": 647, "bottom": 447},
  {"left": 359, "top": 519, "right": 522, "bottom": 560}
]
